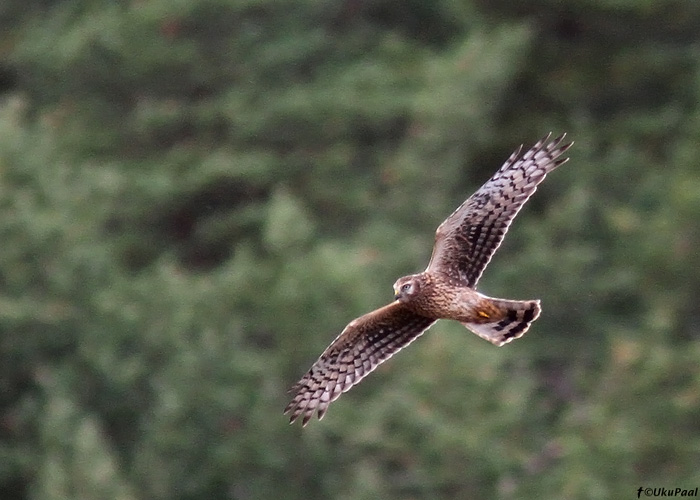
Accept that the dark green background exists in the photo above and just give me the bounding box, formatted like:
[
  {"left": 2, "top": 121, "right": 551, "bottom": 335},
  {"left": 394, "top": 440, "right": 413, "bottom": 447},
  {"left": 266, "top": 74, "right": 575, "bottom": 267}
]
[{"left": 0, "top": 1, "right": 698, "bottom": 499}]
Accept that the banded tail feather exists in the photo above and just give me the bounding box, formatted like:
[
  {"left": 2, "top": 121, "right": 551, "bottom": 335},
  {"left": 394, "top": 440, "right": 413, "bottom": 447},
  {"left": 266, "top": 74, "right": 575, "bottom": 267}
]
[{"left": 462, "top": 298, "right": 541, "bottom": 346}]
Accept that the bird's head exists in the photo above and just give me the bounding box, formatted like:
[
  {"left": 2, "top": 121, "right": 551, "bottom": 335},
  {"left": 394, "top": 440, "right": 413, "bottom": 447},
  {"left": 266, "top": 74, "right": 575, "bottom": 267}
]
[{"left": 393, "top": 274, "right": 423, "bottom": 303}]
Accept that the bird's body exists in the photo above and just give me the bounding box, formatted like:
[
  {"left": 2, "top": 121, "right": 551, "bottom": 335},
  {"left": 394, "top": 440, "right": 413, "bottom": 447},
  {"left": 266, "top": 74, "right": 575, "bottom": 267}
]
[
  {"left": 393, "top": 271, "right": 487, "bottom": 320},
  {"left": 285, "top": 134, "right": 572, "bottom": 426},
  {"left": 393, "top": 272, "right": 541, "bottom": 345}
]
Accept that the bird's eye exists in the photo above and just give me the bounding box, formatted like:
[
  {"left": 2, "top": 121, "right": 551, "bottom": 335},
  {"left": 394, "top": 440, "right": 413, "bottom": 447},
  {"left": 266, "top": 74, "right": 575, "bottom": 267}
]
[{"left": 401, "top": 283, "right": 412, "bottom": 293}]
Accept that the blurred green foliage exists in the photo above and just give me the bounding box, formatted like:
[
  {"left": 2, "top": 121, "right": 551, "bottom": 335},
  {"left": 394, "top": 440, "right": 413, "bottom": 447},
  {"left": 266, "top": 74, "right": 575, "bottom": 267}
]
[{"left": 0, "top": 0, "right": 699, "bottom": 499}]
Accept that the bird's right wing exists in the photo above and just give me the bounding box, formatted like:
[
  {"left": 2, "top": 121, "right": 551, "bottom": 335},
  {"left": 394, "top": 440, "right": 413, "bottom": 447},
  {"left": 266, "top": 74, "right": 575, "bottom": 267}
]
[{"left": 284, "top": 302, "right": 436, "bottom": 426}]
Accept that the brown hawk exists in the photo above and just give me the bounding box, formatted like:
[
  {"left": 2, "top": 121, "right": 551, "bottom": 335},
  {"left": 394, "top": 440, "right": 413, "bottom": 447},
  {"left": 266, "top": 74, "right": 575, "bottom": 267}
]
[{"left": 285, "top": 133, "right": 572, "bottom": 426}]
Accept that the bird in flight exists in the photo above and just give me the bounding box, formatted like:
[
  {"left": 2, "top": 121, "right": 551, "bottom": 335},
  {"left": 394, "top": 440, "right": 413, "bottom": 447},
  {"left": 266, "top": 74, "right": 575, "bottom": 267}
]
[{"left": 285, "top": 133, "right": 572, "bottom": 426}]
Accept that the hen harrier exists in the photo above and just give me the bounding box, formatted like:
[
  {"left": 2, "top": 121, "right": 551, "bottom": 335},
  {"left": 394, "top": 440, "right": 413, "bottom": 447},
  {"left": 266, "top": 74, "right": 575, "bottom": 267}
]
[{"left": 285, "top": 133, "right": 572, "bottom": 426}]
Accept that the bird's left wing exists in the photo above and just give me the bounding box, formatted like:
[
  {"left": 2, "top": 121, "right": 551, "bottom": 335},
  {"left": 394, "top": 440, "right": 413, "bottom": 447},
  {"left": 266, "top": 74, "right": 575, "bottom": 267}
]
[
  {"left": 284, "top": 302, "right": 436, "bottom": 426},
  {"left": 426, "top": 133, "right": 572, "bottom": 288}
]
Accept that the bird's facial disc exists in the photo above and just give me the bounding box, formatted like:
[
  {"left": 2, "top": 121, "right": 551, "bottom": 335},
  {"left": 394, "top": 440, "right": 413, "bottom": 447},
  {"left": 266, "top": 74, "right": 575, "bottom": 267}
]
[{"left": 393, "top": 277, "right": 417, "bottom": 301}]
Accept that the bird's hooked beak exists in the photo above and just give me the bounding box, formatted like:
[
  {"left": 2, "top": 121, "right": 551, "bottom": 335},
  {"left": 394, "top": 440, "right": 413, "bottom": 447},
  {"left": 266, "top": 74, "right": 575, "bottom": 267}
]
[{"left": 393, "top": 286, "right": 400, "bottom": 301}]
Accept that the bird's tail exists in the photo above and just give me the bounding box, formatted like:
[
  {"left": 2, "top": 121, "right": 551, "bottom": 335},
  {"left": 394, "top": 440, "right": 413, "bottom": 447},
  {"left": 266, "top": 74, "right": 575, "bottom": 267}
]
[{"left": 461, "top": 297, "right": 541, "bottom": 346}]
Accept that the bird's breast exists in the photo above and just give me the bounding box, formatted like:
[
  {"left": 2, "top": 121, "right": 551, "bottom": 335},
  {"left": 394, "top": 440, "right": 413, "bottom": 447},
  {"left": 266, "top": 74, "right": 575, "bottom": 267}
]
[{"left": 406, "top": 280, "right": 482, "bottom": 320}]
